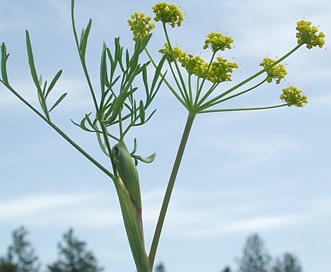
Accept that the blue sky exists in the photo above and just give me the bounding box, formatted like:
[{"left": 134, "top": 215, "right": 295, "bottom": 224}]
[{"left": 1, "top": 0, "right": 331, "bottom": 271}]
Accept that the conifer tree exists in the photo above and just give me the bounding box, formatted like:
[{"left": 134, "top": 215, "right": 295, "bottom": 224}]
[
  {"left": 47, "top": 229, "right": 103, "bottom": 272},
  {"left": 237, "top": 234, "right": 272, "bottom": 272},
  {"left": 0, "top": 226, "right": 40, "bottom": 272}
]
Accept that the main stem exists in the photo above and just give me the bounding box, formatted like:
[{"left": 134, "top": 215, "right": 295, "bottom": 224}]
[{"left": 149, "top": 112, "right": 196, "bottom": 267}]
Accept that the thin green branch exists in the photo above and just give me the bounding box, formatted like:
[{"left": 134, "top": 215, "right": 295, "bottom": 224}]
[
  {"left": 194, "top": 51, "right": 217, "bottom": 106},
  {"left": 162, "top": 23, "right": 190, "bottom": 105},
  {"left": 197, "top": 43, "right": 303, "bottom": 111},
  {"left": 206, "top": 78, "right": 268, "bottom": 109},
  {"left": 149, "top": 112, "right": 196, "bottom": 267},
  {"left": 200, "top": 103, "right": 287, "bottom": 114},
  {"left": 144, "top": 48, "right": 187, "bottom": 108},
  {"left": 99, "top": 118, "right": 118, "bottom": 175},
  {"left": 71, "top": 0, "right": 99, "bottom": 117}
]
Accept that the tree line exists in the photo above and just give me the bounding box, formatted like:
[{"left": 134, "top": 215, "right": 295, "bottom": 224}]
[
  {"left": 0, "top": 226, "right": 104, "bottom": 272},
  {"left": 221, "top": 233, "right": 303, "bottom": 272},
  {"left": 0, "top": 227, "right": 302, "bottom": 272},
  {"left": 153, "top": 234, "right": 303, "bottom": 272}
]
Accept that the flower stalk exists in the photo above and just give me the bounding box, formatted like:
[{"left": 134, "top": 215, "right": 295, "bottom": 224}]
[{"left": 149, "top": 112, "right": 196, "bottom": 267}]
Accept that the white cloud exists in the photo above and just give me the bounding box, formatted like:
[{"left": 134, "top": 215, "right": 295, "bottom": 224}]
[
  {"left": 179, "top": 214, "right": 304, "bottom": 239},
  {"left": 142, "top": 188, "right": 331, "bottom": 239},
  {"left": 0, "top": 193, "right": 95, "bottom": 219}
]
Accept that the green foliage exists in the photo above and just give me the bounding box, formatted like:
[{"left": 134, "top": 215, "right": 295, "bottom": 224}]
[
  {"left": 155, "top": 262, "right": 166, "bottom": 272},
  {"left": 0, "top": 227, "right": 104, "bottom": 272},
  {"left": 238, "top": 234, "right": 272, "bottom": 272},
  {"left": 234, "top": 234, "right": 303, "bottom": 272},
  {"left": 0, "top": 226, "right": 40, "bottom": 272},
  {"left": 26, "top": 31, "right": 67, "bottom": 121},
  {"left": 47, "top": 229, "right": 103, "bottom": 272},
  {"left": 272, "top": 253, "right": 303, "bottom": 272},
  {"left": 0, "top": 258, "right": 17, "bottom": 272}
]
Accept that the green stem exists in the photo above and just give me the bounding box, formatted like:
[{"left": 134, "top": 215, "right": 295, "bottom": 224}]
[
  {"left": 207, "top": 78, "right": 268, "bottom": 109},
  {"left": 162, "top": 23, "right": 190, "bottom": 104},
  {"left": 71, "top": 0, "right": 99, "bottom": 116},
  {"left": 149, "top": 112, "right": 196, "bottom": 267},
  {"left": 100, "top": 120, "right": 117, "bottom": 174},
  {"left": 200, "top": 103, "right": 287, "bottom": 113},
  {"left": 194, "top": 51, "right": 217, "bottom": 106},
  {"left": 144, "top": 48, "right": 187, "bottom": 108}
]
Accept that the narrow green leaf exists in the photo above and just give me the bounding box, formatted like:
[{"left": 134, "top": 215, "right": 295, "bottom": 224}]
[
  {"left": 143, "top": 109, "right": 157, "bottom": 124},
  {"left": 100, "top": 43, "right": 107, "bottom": 95},
  {"left": 114, "top": 38, "right": 124, "bottom": 71},
  {"left": 46, "top": 70, "right": 62, "bottom": 98},
  {"left": 125, "top": 49, "right": 130, "bottom": 69},
  {"left": 150, "top": 72, "right": 166, "bottom": 104},
  {"left": 1, "top": 43, "right": 10, "bottom": 84},
  {"left": 151, "top": 55, "right": 166, "bottom": 93},
  {"left": 139, "top": 34, "right": 152, "bottom": 53},
  {"left": 133, "top": 152, "right": 156, "bottom": 164},
  {"left": 96, "top": 131, "right": 110, "bottom": 157},
  {"left": 26, "top": 31, "right": 41, "bottom": 91},
  {"left": 104, "top": 87, "right": 136, "bottom": 125},
  {"left": 26, "top": 31, "right": 50, "bottom": 120},
  {"left": 71, "top": 113, "right": 99, "bottom": 133},
  {"left": 42, "top": 80, "right": 48, "bottom": 96},
  {"left": 107, "top": 74, "right": 121, "bottom": 89},
  {"left": 79, "top": 19, "right": 92, "bottom": 57},
  {"left": 49, "top": 93, "right": 67, "bottom": 112},
  {"left": 131, "top": 138, "right": 138, "bottom": 155},
  {"left": 139, "top": 100, "right": 145, "bottom": 123},
  {"left": 142, "top": 66, "right": 149, "bottom": 97}
]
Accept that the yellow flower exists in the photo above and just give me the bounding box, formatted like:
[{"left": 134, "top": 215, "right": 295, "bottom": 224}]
[
  {"left": 280, "top": 86, "right": 308, "bottom": 107},
  {"left": 180, "top": 54, "right": 207, "bottom": 77},
  {"left": 128, "top": 12, "right": 155, "bottom": 40},
  {"left": 152, "top": 2, "right": 184, "bottom": 28},
  {"left": 207, "top": 57, "right": 238, "bottom": 83},
  {"left": 159, "top": 43, "right": 186, "bottom": 62},
  {"left": 203, "top": 32, "right": 234, "bottom": 53},
  {"left": 296, "top": 20, "right": 325, "bottom": 49},
  {"left": 259, "top": 58, "right": 287, "bottom": 84}
]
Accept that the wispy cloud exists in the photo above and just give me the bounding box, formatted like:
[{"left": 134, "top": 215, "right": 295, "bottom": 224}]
[
  {"left": 3, "top": 188, "right": 328, "bottom": 237},
  {"left": 178, "top": 214, "right": 304, "bottom": 239},
  {"left": 0, "top": 193, "right": 95, "bottom": 219}
]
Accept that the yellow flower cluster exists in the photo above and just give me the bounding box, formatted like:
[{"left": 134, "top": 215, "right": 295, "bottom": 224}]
[
  {"left": 259, "top": 58, "right": 287, "bottom": 84},
  {"left": 180, "top": 53, "right": 207, "bottom": 77},
  {"left": 159, "top": 43, "right": 206, "bottom": 76},
  {"left": 207, "top": 57, "right": 238, "bottom": 83},
  {"left": 152, "top": 2, "right": 184, "bottom": 28},
  {"left": 203, "top": 32, "right": 234, "bottom": 53},
  {"left": 280, "top": 86, "right": 308, "bottom": 107},
  {"left": 127, "top": 12, "right": 155, "bottom": 40},
  {"left": 159, "top": 43, "right": 185, "bottom": 62},
  {"left": 296, "top": 20, "right": 325, "bottom": 49},
  {"left": 159, "top": 43, "right": 238, "bottom": 83}
]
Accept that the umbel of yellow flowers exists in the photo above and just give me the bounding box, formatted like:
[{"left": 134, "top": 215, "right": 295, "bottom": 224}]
[{"left": 128, "top": 2, "right": 325, "bottom": 109}]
